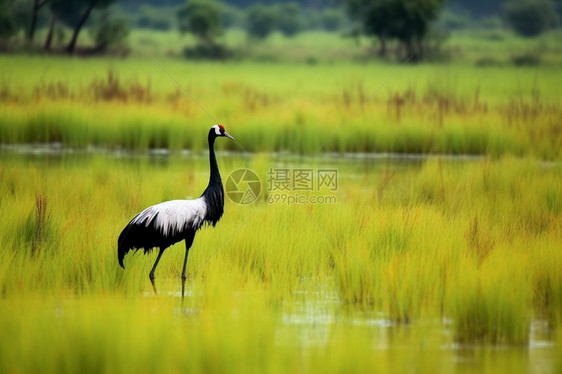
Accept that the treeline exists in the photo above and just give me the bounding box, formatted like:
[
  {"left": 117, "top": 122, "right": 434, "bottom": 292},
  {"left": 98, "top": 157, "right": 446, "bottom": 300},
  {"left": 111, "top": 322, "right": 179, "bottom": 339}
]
[
  {"left": 173, "top": 0, "right": 351, "bottom": 59},
  {"left": 119, "top": 0, "right": 341, "bottom": 11},
  {"left": 0, "top": 0, "right": 560, "bottom": 58},
  {"left": 120, "top": 0, "right": 562, "bottom": 19},
  {"left": 167, "top": 0, "right": 560, "bottom": 61},
  {"left": 126, "top": 2, "right": 348, "bottom": 34}
]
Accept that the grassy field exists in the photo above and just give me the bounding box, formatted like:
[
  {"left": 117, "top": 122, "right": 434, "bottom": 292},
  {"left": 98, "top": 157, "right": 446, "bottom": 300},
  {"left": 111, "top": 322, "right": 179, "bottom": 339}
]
[
  {"left": 0, "top": 153, "right": 560, "bottom": 372},
  {"left": 1, "top": 28, "right": 561, "bottom": 372},
  {"left": 1, "top": 55, "right": 561, "bottom": 159}
]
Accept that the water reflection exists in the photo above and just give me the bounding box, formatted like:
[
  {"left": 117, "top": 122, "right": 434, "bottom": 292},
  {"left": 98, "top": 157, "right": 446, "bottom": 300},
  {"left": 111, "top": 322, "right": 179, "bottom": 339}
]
[
  {"left": 0, "top": 143, "right": 485, "bottom": 173},
  {"left": 163, "top": 282, "right": 556, "bottom": 373}
]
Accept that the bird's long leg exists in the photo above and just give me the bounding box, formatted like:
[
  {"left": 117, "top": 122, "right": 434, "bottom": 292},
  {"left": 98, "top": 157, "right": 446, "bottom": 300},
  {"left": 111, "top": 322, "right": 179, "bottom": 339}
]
[
  {"left": 181, "top": 232, "right": 196, "bottom": 299},
  {"left": 149, "top": 248, "right": 165, "bottom": 295}
]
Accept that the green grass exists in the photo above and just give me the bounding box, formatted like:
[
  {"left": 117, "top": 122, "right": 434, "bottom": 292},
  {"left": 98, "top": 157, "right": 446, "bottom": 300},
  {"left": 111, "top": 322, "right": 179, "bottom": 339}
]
[
  {"left": 448, "top": 29, "right": 562, "bottom": 65},
  {"left": 1, "top": 56, "right": 561, "bottom": 159},
  {"left": 0, "top": 153, "right": 560, "bottom": 372}
]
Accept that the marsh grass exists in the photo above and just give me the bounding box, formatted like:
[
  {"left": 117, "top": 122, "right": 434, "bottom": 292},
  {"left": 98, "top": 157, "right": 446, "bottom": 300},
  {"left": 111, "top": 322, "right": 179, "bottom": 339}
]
[
  {"left": 1, "top": 154, "right": 559, "bottom": 364},
  {"left": 24, "top": 194, "right": 55, "bottom": 256},
  {"left": 1, "top": 57, "right": 561, "bottom": 159}
]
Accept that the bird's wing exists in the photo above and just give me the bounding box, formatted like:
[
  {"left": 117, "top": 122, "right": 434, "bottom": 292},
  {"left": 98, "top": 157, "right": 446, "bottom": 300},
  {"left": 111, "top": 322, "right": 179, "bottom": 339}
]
[
  {"left": 118, "top": 198, "right": 207, "bottom": 268},
  {"left": 130, "top": 198, "right": 207, "bottom": 236}
]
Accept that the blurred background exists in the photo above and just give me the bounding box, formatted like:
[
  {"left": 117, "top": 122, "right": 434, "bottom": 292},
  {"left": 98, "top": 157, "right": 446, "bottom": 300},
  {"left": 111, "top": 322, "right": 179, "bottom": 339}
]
[{"left": 1, "top": 0, "right": 561, "bottom": 64}]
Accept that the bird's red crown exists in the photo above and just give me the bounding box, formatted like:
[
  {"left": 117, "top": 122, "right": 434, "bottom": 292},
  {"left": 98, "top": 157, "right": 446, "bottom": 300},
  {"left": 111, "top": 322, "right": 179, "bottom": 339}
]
[{"left": 217, "top": 124, "right": 225, "bottom": 131}]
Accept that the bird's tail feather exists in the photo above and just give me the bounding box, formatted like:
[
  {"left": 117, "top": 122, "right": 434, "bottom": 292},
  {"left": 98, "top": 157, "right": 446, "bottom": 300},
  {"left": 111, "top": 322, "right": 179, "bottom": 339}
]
[
  {"left": 117, "top": 216, "right": 167, "bottom": 268},
  {"left": 118, "top": 223, "right": 136, "bottom": 269}
]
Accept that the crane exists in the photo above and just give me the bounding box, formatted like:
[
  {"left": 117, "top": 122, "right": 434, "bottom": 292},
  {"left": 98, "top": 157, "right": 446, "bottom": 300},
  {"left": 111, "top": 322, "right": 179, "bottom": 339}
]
[{"left": 118, "top": 124, "right": 234, "bottom": 297}]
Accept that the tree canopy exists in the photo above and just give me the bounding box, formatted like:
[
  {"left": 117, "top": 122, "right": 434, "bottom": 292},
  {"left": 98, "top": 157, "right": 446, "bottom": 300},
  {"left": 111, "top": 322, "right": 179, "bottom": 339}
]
[
  {"left": 346, "top": 0, "right": 446, "bottom": 60},
  {"left": 276, "top": 2, "right": 303, "bottom": 37},
  {"left": 0, "top": 0, "right": 16, "bottom": 40},
  {"left": 177, "top": 0, "right": 222, "bottom": 43},
  {"left": 503, "top": 0, "right": 557, "bottom": 37},
  {"left": 246, "top": 3, "right": 277, "bottom": 39}
]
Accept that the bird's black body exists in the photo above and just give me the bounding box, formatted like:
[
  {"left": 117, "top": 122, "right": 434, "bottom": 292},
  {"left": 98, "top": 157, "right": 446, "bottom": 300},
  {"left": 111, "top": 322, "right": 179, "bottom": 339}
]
[
  {"left": 117, "top": 125, "right": 233, "bottom": 296},
  {"left": 117, "top": 214, "right": 188, "bottom": 263}
]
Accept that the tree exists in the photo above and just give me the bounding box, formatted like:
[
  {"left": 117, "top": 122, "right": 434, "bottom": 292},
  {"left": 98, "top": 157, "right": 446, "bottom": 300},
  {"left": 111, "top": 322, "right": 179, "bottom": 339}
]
[
  {"left": 177, "top": 0, "right": 222, "bottom": 45},
  {"left": 0, "top": 0, "right": 44, "bottom": 44},
  {"left": 346, "top": 0, "right": 445, "bottom": 60},
  {"left": 504, "top": 0, "right": 556, "bottom": 37},
  {"left": 28, "top": 0, "right": 50, "bottom": 44},
  {"left": 0, "top": 0, "right": 16, "bottom": 42},
  {"left": 44, "top": 0, "right": 62, "bottom": 50},
  {"left": 276, "top": 2, "right": 302, "bottom": 37},
  {"left": 246, "top": 3, "right": 277, "bottom": 39},
  {"left": 177, "top": 0, "right": 232, "bottom": 59},
  {"left": 60, "top": 0, "right": 116, "bottom": 53}
]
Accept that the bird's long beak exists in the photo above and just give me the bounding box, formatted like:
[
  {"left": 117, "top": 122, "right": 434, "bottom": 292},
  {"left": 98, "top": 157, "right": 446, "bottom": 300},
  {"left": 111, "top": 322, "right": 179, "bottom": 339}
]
[{"left": 224, "top": 132, "right": 235, "bottom": 140}]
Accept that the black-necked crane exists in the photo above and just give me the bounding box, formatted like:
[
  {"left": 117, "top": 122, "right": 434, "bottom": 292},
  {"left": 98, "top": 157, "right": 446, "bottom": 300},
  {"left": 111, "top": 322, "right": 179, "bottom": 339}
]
[{"left": 118, "top": 124, "right": 234, "bottom": 297}]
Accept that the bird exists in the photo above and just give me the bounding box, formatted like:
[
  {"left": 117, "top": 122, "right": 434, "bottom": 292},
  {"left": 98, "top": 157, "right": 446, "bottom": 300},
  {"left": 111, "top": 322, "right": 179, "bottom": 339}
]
[{"left": 118, "top": 124, "right": 235, "bottom": 297}]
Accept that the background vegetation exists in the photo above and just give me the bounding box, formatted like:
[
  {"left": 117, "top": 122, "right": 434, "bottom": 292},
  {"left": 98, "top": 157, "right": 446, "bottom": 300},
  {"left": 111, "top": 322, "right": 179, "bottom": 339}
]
[{"left": 0, "top": 0, "right": 561, "bottom": 60}]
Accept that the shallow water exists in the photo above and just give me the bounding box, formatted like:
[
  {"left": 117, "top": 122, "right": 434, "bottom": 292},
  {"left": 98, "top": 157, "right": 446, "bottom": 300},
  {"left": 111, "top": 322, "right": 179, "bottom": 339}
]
[
  {"left": 0, "top": 143, "right": 483, "bottom": 172},
  {"left": 149, "top": 284, "right": 558, "bottom": 373},
  {"left": 132, "top": 271, "right": 559, "bottom": 374}
]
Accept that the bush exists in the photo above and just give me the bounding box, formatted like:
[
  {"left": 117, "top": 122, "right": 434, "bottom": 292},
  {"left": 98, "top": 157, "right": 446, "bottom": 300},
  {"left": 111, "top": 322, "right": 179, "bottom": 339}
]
[
  {"left": 90, "top": 15, "right": 129, "bottom": 55},
  {"left": 182, "top": 42, "right": 232, "bottom": 60},
  {"left": 475, "top": 57, "right": 502, "bottom": 67},
  {"left": 478, "top": 30, "right": 506, "bottom": 41},
  {"left": 511, "top": 51, "right": 542, "bottom": 66},
  {"left": 503, "top": 0, "right": 556, "bottom": 37}
]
